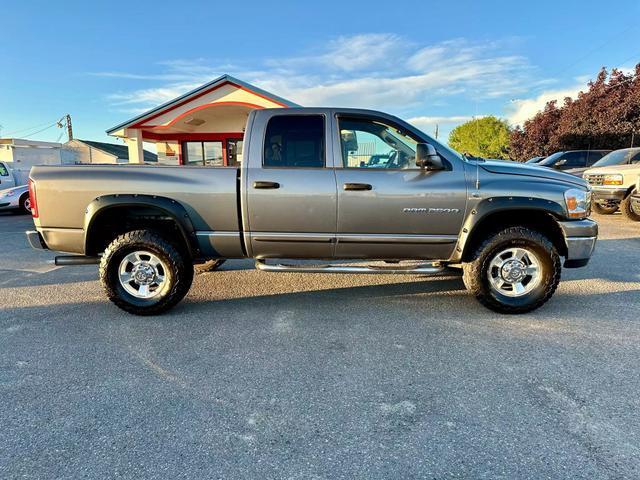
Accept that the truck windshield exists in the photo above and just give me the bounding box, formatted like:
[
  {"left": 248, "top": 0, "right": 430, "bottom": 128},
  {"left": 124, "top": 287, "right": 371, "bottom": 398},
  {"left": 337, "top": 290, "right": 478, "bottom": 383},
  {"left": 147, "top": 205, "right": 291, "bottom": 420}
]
[
  {"left": 0, "top": 164, "right": 8, "bottom": 176},
  {"left": 591, "top": 149, "right": 640, "bottom": 167}
]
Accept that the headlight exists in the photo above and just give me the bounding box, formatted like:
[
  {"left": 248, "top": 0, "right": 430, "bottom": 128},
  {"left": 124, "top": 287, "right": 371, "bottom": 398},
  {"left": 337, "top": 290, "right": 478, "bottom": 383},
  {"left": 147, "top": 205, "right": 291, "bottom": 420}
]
[
  {"left": 564, "top": 188, "right": 590, "bottom": 219},
  {"left": 603, "top": 174, "right": 623, "bottom": 186}
]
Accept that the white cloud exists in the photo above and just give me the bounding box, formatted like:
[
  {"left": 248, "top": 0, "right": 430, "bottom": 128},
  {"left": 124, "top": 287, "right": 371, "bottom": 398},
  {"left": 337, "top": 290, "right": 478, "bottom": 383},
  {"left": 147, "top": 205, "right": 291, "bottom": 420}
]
[
  {"left": 407, "top": 115, "right": 474, "bottom": 130},
  {"left": 506, "top": 84, "right": 583, "bottom": 127},
  {"left": 96, "top": 35, "right": 538, "bottom": 115}
]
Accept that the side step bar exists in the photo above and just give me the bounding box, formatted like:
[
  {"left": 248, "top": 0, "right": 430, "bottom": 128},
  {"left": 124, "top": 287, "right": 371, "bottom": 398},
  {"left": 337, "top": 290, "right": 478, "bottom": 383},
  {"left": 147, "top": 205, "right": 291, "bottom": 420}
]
[
  {"left": 255, "top": 259, "right": 446, "bottom": 275},
  {"left": 54, "top": 255, "right": 101, "bottom": 266}
]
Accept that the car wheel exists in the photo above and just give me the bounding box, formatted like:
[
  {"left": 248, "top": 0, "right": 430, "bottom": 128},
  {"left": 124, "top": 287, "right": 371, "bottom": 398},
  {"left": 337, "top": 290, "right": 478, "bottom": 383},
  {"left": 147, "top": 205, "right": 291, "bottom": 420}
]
[
  {"left": 462, "top": 227, "right": 561, "bottom": 314},
  {"left": 19, "top": 193, "right": 32, "bottom": 215},
  {"left": 195, "top": 258, "right": 226, "bottom": 273},
  {"left": 620, "top": 194, "right": 640, "bottom": 221},
  {"left": 99, "top": 230, "right": 194, "bottom": 315},
  {"left": 592, "top": 202, "right": 618, "bottom": 215}
]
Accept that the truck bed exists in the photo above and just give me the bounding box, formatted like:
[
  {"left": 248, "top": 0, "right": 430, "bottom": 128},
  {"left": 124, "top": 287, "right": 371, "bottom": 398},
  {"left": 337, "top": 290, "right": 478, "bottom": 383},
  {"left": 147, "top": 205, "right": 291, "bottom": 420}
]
[{"left": 30, "top": 164, "right": 241, "bottom": 255}]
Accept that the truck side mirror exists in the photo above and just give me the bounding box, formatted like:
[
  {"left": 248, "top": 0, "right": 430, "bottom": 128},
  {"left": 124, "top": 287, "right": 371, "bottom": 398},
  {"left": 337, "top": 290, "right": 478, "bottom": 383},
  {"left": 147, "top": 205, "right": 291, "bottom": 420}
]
[
  {"left": 416, "top": 143, "right": 444, "bottom": 170},
  {"left": 554, "top": 159, "right": 567, "bottom": 169}
]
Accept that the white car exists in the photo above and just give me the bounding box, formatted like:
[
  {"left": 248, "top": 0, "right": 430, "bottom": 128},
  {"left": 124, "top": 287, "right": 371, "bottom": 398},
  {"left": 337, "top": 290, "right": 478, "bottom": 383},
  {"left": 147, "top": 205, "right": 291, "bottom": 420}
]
[{"left": 0, "top": 185, "right": 31, "bottom": 214}]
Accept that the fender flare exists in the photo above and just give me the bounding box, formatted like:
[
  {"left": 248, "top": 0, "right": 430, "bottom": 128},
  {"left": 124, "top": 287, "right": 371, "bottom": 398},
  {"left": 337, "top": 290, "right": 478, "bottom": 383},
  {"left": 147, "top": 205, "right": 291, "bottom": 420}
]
[
  {"left": 451, "top": 196, "right": 567, "bottom": 262},
  {"left": 83, "top": 194, "right": 199, "bottom": 256}
]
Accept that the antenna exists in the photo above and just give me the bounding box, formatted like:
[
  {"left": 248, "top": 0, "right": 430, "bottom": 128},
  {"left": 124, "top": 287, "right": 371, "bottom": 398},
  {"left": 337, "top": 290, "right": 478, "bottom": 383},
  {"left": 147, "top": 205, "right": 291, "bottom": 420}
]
[{"left": 474, "top": 103, "right": 480, "bottom": 190}]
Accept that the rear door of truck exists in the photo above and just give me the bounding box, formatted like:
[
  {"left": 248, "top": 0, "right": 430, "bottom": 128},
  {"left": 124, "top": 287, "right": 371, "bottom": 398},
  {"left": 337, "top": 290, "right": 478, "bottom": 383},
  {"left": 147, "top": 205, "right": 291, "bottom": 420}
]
[{"left": 243, "top": 109, "right": 338, "bottom": 258}]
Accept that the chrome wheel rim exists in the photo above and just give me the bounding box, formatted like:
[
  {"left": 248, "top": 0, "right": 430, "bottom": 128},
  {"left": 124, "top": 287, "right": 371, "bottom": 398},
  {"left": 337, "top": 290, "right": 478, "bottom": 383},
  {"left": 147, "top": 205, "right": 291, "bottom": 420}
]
[
  {"left": 118, "top": 251, "right": 167, "bottom": 299},
  {"left": 24, "top": 198, "right": 31, "bottom": 211},
  {"left": 487, "top": 247, "right": 541, "bottom": 297}
]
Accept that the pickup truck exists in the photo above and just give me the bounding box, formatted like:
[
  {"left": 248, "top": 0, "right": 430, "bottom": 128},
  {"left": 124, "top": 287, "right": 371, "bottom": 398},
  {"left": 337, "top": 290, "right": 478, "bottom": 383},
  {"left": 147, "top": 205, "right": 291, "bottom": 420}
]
[
  {"left": 26, "top": 108, "right": 598, "bottom": 315},
  {"left": 582, "top": 147, "right": 640, "bottom": 220}
]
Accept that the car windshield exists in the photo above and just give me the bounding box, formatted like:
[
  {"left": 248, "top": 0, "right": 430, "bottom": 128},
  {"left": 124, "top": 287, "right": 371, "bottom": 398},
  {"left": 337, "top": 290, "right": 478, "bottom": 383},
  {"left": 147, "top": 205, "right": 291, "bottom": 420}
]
[
  {"left": 537, "top": 152, "right": 565, "bottom": 166},
  {"left": 591, "top": 149, "right": 640, "bottom": 167}
]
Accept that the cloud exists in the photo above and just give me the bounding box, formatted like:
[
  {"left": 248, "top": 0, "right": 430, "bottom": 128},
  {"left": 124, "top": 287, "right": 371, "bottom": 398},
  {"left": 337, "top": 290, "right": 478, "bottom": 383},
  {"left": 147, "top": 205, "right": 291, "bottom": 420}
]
[
  {"left": 95, "top": 35, "right": 539, "bottom": 115},
  {"left": 506, "top": 84, "right": 583, "bottom": 127}
]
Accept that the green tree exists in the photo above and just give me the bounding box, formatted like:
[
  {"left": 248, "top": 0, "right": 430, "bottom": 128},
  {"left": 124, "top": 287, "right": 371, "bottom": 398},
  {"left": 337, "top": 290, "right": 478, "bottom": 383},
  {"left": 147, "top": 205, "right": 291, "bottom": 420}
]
[{"left": 448, "top": 116, "right": 511, "bottom": 159}]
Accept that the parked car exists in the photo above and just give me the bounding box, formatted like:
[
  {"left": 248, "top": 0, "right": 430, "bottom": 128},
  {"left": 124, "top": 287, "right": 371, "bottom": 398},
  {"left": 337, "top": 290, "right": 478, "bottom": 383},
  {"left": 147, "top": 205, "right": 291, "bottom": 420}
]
[
  {"left": 0, "top": 184, "right": 31, "bottom": 214},
  {"left": 583, "top": 150, "right": 640, "bottom": 219},
  {"left": 26, "top": 107, "right": 597, "bottom": 315},
  {"left": 630, "top": 176, "right": 640, "bottom": 220},
  {"left": 537, "top": 150, "right": 611, "bottom": 175},
  {"left": 525, "top": 156, "right": 545, "bottom": 164}
]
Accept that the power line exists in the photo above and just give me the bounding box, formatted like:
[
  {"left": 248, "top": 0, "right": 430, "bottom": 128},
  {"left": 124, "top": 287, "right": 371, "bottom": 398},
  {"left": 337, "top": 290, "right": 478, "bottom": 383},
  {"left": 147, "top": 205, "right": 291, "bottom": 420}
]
[
  {"left": 20, "top": 122, "right": 59, "bottom": 139},
  {"left": 1, "top": 119, "right": 61, "bottom": 137}
]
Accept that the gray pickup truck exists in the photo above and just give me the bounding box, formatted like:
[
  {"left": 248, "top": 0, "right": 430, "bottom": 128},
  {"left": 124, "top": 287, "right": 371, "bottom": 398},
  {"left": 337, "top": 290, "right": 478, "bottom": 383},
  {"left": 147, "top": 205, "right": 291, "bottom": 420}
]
[{"left": 26, "top": 108, "right": 597, "bottom": 315}]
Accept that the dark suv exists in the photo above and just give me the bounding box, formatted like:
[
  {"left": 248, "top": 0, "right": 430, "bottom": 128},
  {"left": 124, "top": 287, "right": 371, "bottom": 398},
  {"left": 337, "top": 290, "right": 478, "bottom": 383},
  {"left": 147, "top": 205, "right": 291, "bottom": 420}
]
[{"left": 537, "top": 150, "right": 611, "bottom": 176}]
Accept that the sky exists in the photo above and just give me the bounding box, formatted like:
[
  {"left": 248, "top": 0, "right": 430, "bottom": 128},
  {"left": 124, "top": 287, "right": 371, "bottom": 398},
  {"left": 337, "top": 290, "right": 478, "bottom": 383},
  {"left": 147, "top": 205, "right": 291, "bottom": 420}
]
[{"left": 1, "top": 0, "right": 639, "bottom": 147}]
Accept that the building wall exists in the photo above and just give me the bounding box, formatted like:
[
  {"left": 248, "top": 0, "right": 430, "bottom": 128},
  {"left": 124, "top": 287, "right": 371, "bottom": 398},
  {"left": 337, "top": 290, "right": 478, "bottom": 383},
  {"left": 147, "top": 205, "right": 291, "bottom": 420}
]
[{"left": 63, "top": 140, "right": 120, "bottom": 164}]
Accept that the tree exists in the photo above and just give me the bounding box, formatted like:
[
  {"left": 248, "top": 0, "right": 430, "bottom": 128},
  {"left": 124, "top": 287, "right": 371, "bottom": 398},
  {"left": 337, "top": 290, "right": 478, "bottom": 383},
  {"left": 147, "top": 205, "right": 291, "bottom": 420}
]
[
  {"left": 510, "top": 65, "right": 640, "bottom": 161},
  {"left": 448, "top": 116, "right": 511, "bottom": 159}
]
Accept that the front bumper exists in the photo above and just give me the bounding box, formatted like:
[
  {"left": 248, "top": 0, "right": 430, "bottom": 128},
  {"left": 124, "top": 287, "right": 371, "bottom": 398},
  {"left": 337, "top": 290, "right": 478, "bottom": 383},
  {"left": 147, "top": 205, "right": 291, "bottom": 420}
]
[
  {"left": 558, "top": 218, "right": 598, "bottom": 268},
  {"left": 0, "top": 197, "right": 19, "bottom": 210},
  {"left": 591, "top": 187, "right": 626, "bottom": 203},
  {"left": 26, "top": 230, "right": 48, "bottom": 250}
]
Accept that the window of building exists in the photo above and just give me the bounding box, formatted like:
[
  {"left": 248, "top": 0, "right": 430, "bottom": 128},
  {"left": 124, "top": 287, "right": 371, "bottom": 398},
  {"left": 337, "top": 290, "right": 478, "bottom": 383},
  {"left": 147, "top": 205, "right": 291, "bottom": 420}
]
[
  {"left": 263, "top": 115, "right": 325, "bottom": 168},
  {"left": 338, "top": 116, "right": 420, "bottom": 169},
  {"left": 227, "top": 139, "right": 243, "bottom": 167},
  {"left": 182, "top": 141, "right": 224, "bottom": 166}
]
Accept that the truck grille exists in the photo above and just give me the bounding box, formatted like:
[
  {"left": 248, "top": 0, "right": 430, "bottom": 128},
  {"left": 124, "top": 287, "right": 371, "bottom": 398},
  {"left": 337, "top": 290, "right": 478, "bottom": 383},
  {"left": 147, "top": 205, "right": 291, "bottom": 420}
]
[{"left": 585, "top": 174, "right": 604, "bottom": 186}]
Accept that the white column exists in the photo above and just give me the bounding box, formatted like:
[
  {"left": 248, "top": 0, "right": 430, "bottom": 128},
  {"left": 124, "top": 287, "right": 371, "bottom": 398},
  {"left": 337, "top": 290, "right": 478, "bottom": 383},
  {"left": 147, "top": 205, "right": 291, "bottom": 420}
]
[{"left": 125, "top": 129, "right": 144, "bottom": 164}]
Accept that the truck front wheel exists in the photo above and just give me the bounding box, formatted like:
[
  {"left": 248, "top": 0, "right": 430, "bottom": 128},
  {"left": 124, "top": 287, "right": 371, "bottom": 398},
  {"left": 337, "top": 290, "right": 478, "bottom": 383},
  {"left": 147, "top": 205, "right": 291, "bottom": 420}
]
[
  {"left": 99, "top": 230, "right": 194, "bottom": 315},
  {"left": 462, "top": 227, "right": 561, "bottom": 314},
  {"left": 620, "top": 194, "right": 640, "bottom": 221}
]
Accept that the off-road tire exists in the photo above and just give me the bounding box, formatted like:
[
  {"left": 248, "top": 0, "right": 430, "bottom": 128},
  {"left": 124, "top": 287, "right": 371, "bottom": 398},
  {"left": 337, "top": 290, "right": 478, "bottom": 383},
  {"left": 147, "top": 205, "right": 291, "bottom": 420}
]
[
  {"left": 99, "top": 230, "right": 194, "bottom": 315},
  {"left": 592, "top": 202, "right": 618, "bottom": 215},
  {"left": 462, "top": 227, "right": 561, "bottom": 314},
  {"left": 195, "top": 259, "right": 226, "bottom": 273},
  {"left": 620, "top": 194, "right": 640, "bottom": 221},
  {"left": 18, "top": 193, "right": 32, "bottom": 215}
]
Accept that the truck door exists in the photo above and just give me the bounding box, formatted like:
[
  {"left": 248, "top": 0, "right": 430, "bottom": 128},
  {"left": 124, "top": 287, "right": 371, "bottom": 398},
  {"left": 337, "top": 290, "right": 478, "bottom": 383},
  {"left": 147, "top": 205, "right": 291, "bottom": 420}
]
[
  {"left": 244, "top": 111, "right": 338, "bottom": 258},
  {"left": 333, "top": 113, "right": 467, "bottom": 260}
]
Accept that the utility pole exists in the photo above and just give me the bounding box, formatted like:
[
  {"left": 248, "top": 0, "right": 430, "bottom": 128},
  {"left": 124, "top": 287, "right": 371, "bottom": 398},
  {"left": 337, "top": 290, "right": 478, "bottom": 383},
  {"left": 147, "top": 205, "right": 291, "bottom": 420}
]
[
  {"left": 434, "top": 124, "right": 439, "bottom": 139},
  {"left": 65, "top": 114, "right": 73, "bottom": 141}
]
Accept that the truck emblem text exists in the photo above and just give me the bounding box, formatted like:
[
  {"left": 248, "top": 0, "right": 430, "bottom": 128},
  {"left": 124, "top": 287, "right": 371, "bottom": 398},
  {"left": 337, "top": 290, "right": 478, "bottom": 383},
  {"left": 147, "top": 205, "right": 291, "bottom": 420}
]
[{"left": 403, "top": 207, "right": 460, "bottom": 214}]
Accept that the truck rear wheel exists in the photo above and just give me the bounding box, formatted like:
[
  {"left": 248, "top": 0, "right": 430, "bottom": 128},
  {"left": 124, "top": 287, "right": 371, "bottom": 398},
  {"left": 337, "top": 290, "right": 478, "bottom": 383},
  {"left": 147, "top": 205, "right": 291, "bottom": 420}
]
[
  {"left": 99, "top": 230, "right": 194, "bottom": 315},
  {"left": 462, "top": 227, "right": 561, "bottom": 314},
  {"left": 620, "top": 194, "right": 640, "bottom": 221}
]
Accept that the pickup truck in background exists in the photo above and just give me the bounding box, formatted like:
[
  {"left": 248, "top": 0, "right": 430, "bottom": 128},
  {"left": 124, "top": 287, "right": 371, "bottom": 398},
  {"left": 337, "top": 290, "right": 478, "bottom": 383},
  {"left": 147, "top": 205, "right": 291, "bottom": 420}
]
[
  {"left": 26, "top": 108, "right": 598, "bottom": 315},
  {"left": 582, "top": 147, "right": 640, "bottom": 220}
]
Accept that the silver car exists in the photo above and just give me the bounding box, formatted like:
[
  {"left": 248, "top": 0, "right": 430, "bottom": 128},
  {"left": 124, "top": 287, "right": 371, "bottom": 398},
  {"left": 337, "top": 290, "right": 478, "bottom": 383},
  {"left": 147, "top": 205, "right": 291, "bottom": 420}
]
[{"left": 0, "top": 185, "right": 31, "bottom": 214}]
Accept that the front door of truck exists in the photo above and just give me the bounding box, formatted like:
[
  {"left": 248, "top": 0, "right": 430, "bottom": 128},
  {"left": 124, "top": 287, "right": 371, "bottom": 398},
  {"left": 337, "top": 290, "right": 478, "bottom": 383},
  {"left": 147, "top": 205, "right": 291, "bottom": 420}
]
[
  {"left": 333, "top": 113, "right": 467, "bottom": 260},
  {"left": 245, "top": 112, "right": 338, "bottom": 258}
]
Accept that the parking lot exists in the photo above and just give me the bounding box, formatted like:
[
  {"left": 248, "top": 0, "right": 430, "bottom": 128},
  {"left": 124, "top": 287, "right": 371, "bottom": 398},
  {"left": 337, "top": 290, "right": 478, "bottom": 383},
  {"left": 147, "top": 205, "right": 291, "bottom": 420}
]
[{"left": 0, "top": 212, "right": 639, "bottom": 479}]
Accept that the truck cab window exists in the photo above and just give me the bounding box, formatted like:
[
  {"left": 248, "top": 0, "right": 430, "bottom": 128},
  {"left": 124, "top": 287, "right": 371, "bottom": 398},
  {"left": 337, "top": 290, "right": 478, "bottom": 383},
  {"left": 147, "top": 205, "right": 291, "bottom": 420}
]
[
  {"left": 0, "top": 164, "right": 8, "bottom": 176},
  {"left": 264, "top": 115, "right": 325, "bottom": 168},
  {"left": 338, "top": 117, "right": 419, "bottom": 169}
]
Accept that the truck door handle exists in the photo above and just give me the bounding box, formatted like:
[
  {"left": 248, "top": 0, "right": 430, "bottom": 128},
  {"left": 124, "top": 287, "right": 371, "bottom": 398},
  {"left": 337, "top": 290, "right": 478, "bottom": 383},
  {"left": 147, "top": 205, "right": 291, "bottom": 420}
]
[
  {"left": 343, "top": 183, "right": 372, "bottom": 191},
  {"left": 253, "top": 181, "right": 280, "bottom": 189}
]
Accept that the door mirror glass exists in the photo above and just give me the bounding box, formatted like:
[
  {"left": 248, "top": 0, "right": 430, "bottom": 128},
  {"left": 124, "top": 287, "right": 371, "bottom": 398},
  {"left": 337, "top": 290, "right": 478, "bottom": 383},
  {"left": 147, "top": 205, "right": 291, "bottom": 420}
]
[
  {"left": 416, "top": 143, "right": 444, "bottom": 170},
  {"left": 554, "top": 158, "right": 567, "bottom": 168}
]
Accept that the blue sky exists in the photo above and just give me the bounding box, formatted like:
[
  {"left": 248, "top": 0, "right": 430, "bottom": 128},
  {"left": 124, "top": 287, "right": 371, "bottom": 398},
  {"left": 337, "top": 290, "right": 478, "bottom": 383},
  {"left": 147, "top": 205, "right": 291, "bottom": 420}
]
[{"left": 1, "top": 0, "right": 639, "bottom": 146}]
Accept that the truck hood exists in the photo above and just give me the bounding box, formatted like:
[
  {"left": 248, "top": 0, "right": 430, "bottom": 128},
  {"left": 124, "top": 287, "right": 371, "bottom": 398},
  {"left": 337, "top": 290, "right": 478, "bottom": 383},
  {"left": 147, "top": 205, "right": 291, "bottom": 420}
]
[
  {"left": 479, "top": 160, "right": 587, "bottom": 188},
  {"left": 583, "top": 164, "right": 640, "bottom": 175}
]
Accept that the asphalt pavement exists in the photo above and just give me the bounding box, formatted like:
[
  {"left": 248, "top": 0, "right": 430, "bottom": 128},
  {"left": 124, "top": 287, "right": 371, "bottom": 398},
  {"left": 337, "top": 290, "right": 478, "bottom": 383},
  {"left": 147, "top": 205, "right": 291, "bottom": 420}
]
[{"left": 1, "top": 211, "right": 639, "bottom": 479}]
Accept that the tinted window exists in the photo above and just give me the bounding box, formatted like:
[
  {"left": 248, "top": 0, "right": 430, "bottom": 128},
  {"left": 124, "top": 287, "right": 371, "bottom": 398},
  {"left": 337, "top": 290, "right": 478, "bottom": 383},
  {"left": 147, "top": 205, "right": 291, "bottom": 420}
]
[
  {"left": 264, "top": 115, "right": 325, "bottom": 168},
  {"left": 0, "top": 163, "right": 7, "bottom": 176},
  {"left": 562, "top": 152, "right": 586, "bottom": 168},
  {"left": 338, "top": 117, "right": 420, "bottom": 169}
]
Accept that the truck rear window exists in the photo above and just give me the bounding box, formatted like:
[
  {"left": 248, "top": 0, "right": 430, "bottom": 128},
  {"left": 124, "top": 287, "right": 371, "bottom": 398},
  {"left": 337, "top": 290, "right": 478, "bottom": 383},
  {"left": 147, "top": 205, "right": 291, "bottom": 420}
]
[{"left": 264, "top": 115, "right": 325, "bottom": 168}]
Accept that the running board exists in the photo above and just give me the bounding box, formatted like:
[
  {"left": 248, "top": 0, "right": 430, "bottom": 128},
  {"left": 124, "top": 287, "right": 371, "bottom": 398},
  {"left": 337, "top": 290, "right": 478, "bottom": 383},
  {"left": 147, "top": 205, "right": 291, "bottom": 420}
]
[{"left": 254, "top": 259, "right": 446, "bottom": 275}]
